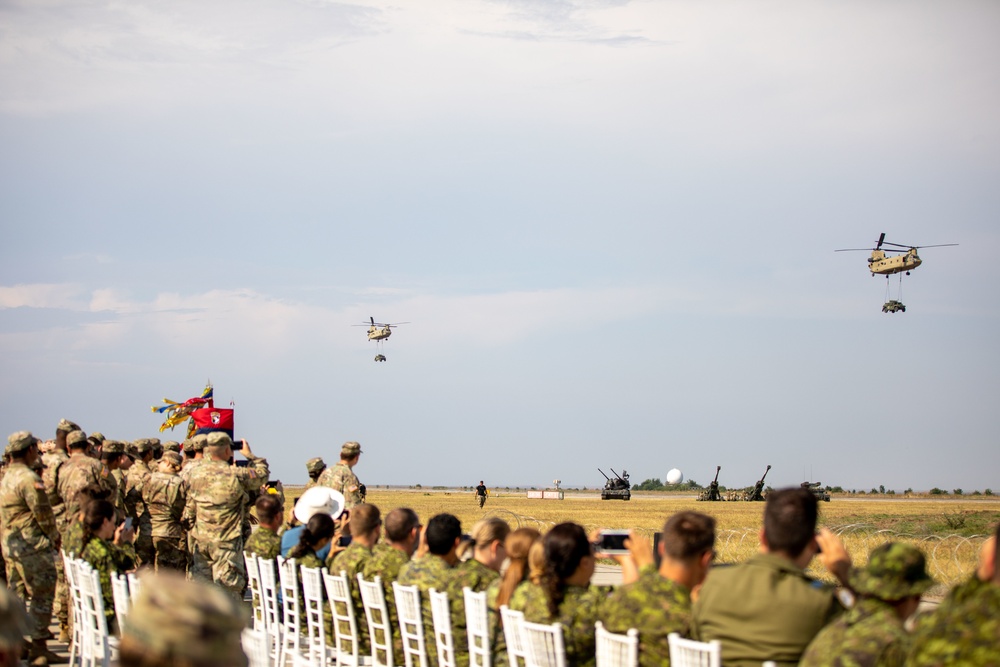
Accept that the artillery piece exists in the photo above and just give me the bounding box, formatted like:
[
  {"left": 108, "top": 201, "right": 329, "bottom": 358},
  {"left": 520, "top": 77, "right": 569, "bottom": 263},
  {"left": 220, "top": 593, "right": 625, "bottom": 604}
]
[
  {"left": 598, "top": 468, "right": 631, "bottom": 501},
  {"left": 697, "top": 466, "right": 724, "bottom": 501},
  {"left": 743, "top": 465, "right": 771, "bottom": 501},
  {"left": 801, "top": 480, "right": 831, "bottom": 502}
]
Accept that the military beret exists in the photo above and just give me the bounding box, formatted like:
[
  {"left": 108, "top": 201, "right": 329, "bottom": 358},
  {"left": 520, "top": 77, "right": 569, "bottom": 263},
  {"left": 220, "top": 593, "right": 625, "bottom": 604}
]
[
  {"left": 191, "top": 434, "right": 208, "bottom": 452},
  {"left": 102, "top": 440, "right": 124, "bottom": 454},
  {"left": 341, "top": 441, "right": 362, "bottom": 457},
  {"left": 206, "top": 432, "right": 233, "bottom": 449},
  {"left": 122, "top": 570, "right": 248, "bottom": 666},
  {"left": 6, "top": 431, "right": 39, "bottom": 455},
  {"left": 161, "top": 451, "right": 183, "bottom": 467},
  {"left": 66, "top": 430, "right": 89, "bottom": 448},
  {"left": 57, "top": 418, "right": 81, "bottom": 434},
  {"left": 162, "top": 441, "right": 181, "bottom": 453},
  {"left": 850, "top": 542, "right": 934, "bottom": 601},
  {"left": 306, "top": 457, "right": 326, "bottom": 474}
]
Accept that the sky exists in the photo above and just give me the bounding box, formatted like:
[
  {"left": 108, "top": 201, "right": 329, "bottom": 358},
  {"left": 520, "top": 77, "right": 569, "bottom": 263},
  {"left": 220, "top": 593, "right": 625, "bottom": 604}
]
[{"left": 2, "top": 0, "right": 998, "bottom": 493}]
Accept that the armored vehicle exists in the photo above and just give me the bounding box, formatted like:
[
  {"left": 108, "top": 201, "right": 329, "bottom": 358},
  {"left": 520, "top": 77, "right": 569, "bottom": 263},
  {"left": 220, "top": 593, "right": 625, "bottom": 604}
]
[
  {"left": 599, "top": 468, "right": 631, "bottom": 501},
  {"left": 697, "top": 466, "right": 724, "bottom": 501},
  {"left": 882, "top": 300, "right": 906, "bottom": 313},
  {"left": 801, "top": 481, "right": 831, "bottom": 502}
]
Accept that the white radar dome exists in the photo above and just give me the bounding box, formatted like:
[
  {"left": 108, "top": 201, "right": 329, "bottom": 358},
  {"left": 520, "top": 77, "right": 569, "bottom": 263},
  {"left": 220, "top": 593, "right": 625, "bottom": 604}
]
[{"left": 666, "top": 468, "right": 684, "bottom": 485}]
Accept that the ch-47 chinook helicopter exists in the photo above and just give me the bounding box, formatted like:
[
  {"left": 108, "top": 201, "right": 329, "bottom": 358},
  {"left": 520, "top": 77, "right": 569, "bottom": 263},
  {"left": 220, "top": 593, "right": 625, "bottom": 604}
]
[
  {"left": 835, "top": 233, "right": 957, "bottom": 313},
  {"left": 353, "top": 317, "right": 409, "bottom": 362}
]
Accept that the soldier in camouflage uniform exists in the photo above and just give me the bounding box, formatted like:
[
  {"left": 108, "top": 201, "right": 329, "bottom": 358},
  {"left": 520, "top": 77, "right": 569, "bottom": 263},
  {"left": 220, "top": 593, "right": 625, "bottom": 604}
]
[
  {"left": 329, "top": 503, "right": 382, "bottom": 654},
  {"left": 305, "top": 457, "right": 326, "bottom": 489},
  {"left": 363, "top": 508, "right": 420, "bottom": 663},
  {"left": 398, "top": 513, "right": 463, "bottom": 666},
  {"left": 801, "top": 541, "right": 932, "bottom": 667},
  {"left": 0, "top": 432, "right": 60, "bottom": 666},
  {"left": 317, "top": 441, "right": 365, "bottom": 509},
  {"left": 180, "top": 434, "right": 208, "bottom": 564},
  {"left": 184, "top": 433, "right": 268, "bottom": 596},
  {"left": 600, "top": 511, "right": 715, "bottom": 667},
  {"left": 42, "top": 419, "right": 79, "bottom": 641},
  {"left": 244, "top": 494, "right": 283, "bottom": 561},
  {"left": 99, "top": 440, "right": 127, "bottom": 517},
  {"left": 143, "top": 452, "right": 189, "bottom": 571},
  {"left": 124, "top": 439, "right": 156, "bottom": 566},
  {"left": 78, "top": 499, "right": 136, "bottom": 633},
  {"left": 907, "top": 525, "right": 1000, "bottom": 666},
  {"left": 118, "top": 570, "right": 247, "bottom": 667}
]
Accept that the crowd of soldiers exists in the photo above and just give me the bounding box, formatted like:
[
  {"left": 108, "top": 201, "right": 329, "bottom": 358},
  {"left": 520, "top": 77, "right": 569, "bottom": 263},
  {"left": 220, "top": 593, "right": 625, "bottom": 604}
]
[{"left": 3, "top": 420, "right": 998, "bottom": 667}]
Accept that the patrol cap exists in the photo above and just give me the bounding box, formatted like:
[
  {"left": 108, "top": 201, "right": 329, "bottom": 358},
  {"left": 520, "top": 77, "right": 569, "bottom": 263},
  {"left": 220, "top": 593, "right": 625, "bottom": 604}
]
[
  {"left": 102, "top": 440, "right": 124, "bottom": 454},
  {"left": 0, "top": 584, "right": 30, "bottom": 650},
  {"left": 181, "top": 438, "right": 196, "bottom": 453},
  {"left": 122, "top": 570, "right": 248, "bottom": 666},
  {"left": 88, "top": 432, "right": 106, "bottom": 446},
  {"left": 161, "top": 451, "right": 183, "bottom": 467},
  {"left": 57, "top": 419, "right": 81, "bottom": 434},
  {"left": 206, "top": 432, "right": 234, "bottom": 449},
  {"left": 148, "top": 438, "right": 161, "bottom": 448},
  {"left": 131, "top": 439, "right": 152, "bottom": 456},
  {"left": 294, "top": 487, "right": 346, "bottom": 524},
  {"left": 66, "top": 430, "right": 89, "bottom": 448},
  {"left": 163, "top": 441, "right": 181, "bottom": 453},
  {"left": 6, "top": 431, "right": 40, "bottom": 455},
  {"left": 306, "top": 457, "right": 326, "bottom": 474},
  {"left": 341, "top": 441, "right": 362, "bottom": 457},
  {"left": 850, "top": 542, "right": 934, "bottom": 601},
  {"left": 191, "top": 434, "right": 209, "bottom": 452}
]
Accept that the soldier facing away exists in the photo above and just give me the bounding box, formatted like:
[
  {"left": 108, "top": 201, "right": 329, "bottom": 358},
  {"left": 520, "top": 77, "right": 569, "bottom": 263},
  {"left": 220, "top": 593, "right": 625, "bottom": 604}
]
[
  {"left": 317, "top": 441, "right": 364, "bottom": 509},
  {"left": 143, "top": 451, "right": 189, "bottom": 571}
]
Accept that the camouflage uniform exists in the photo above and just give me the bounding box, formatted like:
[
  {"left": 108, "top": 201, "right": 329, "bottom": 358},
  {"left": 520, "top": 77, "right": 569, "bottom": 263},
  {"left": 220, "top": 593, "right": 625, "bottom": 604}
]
[
  {"left": 599, "top": 566, "right": 693, "bottom": 667},
  {"left": 184, "top": 451, "right": 268, "bottom": 595},
  {"left": 292, "top": 550, "right": 333, "bottom": 639},
  {"left": 79, "top": 535, "right": 136, "bottom": 633},
  {"left": 143, "top": 466, "right": 188, "bottom": 571},
  {"left": 397, "top": 554, "right": 455, "bottom": 665},
  {"left": 317, "top": 462, "right": 363, "bottom": 509},
  {"left": 449, "top": 558, "right": 500, "bottom": 667},
  {"left": 58, "top": 452, "right": 111, "bottom": 525},
  {"left": 0, "top": 436, "right": 58, "bottom": 643},
  {"left": 907, "top": 576, "right": 1000, "bottom": 666},
  {"left": 244, "top": 526, "right": 281, "bottom": 561},
  {"left": 40, "top": 446, "right": 71, "bottom": 633},
  {"left": 304, "top": 457, "right": 326, "bottom": 490},
  {"left": 124, "top": 442, "right": 155, "bottom": 566},
  {"left": 362, "top": 543, "right": 410, "bottom": 660},
  {"left": 487, "top": 579, "right": 534, "bottom": 667},
  {"left": 801, "top": 542, "right": 933, "bottom": 667},
  {"left": 510, "top": 582, "right": 610, "bottom": 667},
  {"left": 328, "top": 541, "right": 375, "bottom": 654},
  {"left": 62, "top": 516, "right": 87, "bottom": 561}
]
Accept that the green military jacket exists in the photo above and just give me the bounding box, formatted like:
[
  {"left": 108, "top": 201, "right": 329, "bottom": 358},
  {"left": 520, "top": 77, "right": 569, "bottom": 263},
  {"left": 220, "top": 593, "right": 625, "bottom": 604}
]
[
  {"left": 0, "top": 462, "right": 58, "bottom": 557},
  {"left": 244, "top": 526, "right": 282, "bottom": 560},
  {"left": 80, "top": 535, "right": 136, "bottom": 628},
  {"left": 398, "top": 553, "right": 455, "bottom": 665},
  {"left": 907, "top": 576, "right": 1000, "bottom": 666},
  {"left": 362, "top": 543, "right": 410, "bottom": 660},
  {"left": 510, "top": 581, "right": 611, "bottom": 667},
  {"left": 329, "top": 541, "right": 375, "bottom": 654},
  {"left": 600, "top": 566, "right": 693, "bottom": 667},
  {"left": 449, "top": 558, "right": 500, "bottom": 667},
  {"left": 691, "top": 553, "right": 841, "bottom": 667},
  {"left": 800, "top": 597, "right": 908, "bottom": 667}
]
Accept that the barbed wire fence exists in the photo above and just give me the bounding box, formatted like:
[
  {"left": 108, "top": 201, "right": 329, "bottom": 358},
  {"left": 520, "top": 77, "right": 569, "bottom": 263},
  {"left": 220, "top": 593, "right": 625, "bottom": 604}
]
[{"left": 485, "top": 510, "right": 986, "bottom": 592}]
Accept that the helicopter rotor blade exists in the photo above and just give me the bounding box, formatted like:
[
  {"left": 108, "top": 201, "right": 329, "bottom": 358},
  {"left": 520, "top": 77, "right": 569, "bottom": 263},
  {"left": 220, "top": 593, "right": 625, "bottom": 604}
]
[
  {"left": 876, "top": 232, "right": 885, "bottom": 249},
  {"left": 912, "top": 243, "right": 959, "bottom": 249},
  {"left": 834, "top": 248, "right": 876, "bottom": 252}
]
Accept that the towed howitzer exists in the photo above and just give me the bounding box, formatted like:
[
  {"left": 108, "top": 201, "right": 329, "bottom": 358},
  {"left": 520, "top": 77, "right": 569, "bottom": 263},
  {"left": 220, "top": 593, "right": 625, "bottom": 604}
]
[
  {"left": 744, "top": 464, "right": 771, "bottom": 501},
  {"left": 698, "top": 466, "right": 724, "bottom": 501},
  {"left": 598, "top": 467, "right": 631, "bottom": 501}
]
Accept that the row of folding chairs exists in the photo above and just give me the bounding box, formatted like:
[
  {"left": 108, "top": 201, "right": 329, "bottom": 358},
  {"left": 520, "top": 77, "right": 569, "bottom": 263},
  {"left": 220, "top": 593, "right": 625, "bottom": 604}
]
[{"left": 60, "top": 551, "right": 141, "bottom": 667}]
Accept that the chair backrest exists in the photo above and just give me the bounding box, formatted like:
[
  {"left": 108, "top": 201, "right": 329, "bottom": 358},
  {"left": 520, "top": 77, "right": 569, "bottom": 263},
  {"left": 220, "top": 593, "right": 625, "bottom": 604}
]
[
  {"left": 357, "top": 574, "right": 394, "bottom": 667},
  {"left": 594, "top": 621, "right": 638, "bottom": 667},
  {"left": 244, "top": 551, "right": 266, "bottom": 631},
  {"left": 429, "top": 589, "right": 456, "bottom": 667},
  {"left": 301, "top": 565, "right": 330, "bottom": 665},
  {"left": 77, "top": 562, "right": 114, "bottom": 667},
  {"left": 392, "top": 582, "right": 428, "bottom": 667},
  {"left": 242, "top": 627, "right": 271, "bottom": 667},
  {"left": 463, "top": 588, "right": 491, "bottom": 667},
  {"left": 126, "top": 572, "right": 142, "bottom": 605},
  {"left": 277, "top": 556, "right": 301, "bottom": 638},
  {"left": 110, "top": 572, "right": 131, "bottom": 634},
  {"left": 499, "top": 606, "right": 528, "bottom": 667},
  {"left": 521, "top": 620, "right": 567, "bottom": 667},
  {"left": 255, "top": 557, "right": 282, "bottom": 666},
  {"left": 323, "top": 569, "right": 365, "bottom": 664},
  {"left": 63, "top": 553, "right": 87, "bottom": 667},
  {"left": 667, "top": 632, "right": 722, "bottom": 667}
]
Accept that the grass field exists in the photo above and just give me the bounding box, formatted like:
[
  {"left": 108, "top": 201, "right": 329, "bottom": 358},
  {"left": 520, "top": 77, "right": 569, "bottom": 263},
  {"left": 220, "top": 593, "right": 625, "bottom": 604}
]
[{"left": 284, "top": 487, "right": 999, "bottom": 594}]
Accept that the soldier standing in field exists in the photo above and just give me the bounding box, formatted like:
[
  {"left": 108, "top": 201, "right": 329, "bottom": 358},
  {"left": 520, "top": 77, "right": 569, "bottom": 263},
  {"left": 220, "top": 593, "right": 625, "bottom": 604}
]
[
  {"left": 318, "top": 442, "right": 365, "bottom": 509},
  {"left": 41, "top": 418, "right": 79, "bottom": 642},
  {"left": 304, "top": 457, "right": 326, "bottom": 489},
  {"left": 59, "top": 431, "right": 113, "bottom": 529},
  {"left": 143, "top": 451, "right": 188, "bottom": 571},
  {"left": 184, "top": 433, "right": 268, "bottom": 596},
  {"left": 475, "top": 481, "right": 488, "bottom": 508},
  {"left": 0, "top": 431, "right": 61, "bottom": 666},
  {"left": 99, "top": 441, "right": 127, "bottom": 517},
  {"left": 124, "top": 439, "right": 156, "bottom": 566}
]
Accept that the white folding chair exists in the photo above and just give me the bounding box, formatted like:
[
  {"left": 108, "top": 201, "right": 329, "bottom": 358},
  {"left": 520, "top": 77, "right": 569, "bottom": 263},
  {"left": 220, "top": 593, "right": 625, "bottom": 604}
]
[
  {"left": 667, "top": 632, "right": 721, "bottom": 667},
  {"left": 77, "top": 562, "right": 119, "bottom": 667},
  {"left": 323, "top": 569, "right": 371, "bottom": 666},
  {"left": 300, "top": 565, "right": 333, "bottom": 667},
  {"left": 257, "top": 557, "right": 284, "bottom": 666},
  {"left": 125, "top": 572, "right": 142, "bottom": 605},
  {"left": 63, "top": 552, "right": 86, "bottom": 667},
  {"left": 521, "top": 620, "right": 566, "bottom": 667},
  {"left": 245, "top": 551, "right": 267, "bottom": 631},
  {"left": 110, "top": 572, "right": 131, "bottom": 634},
  {"left": 392, "top": 582, "right": 429, "bottom": 667},
  {"left": 499, "top": 606, "right": 528, "bottom": 667},
  {"left": 243, "top": 627, "right": 272, "bottom": 667},
  {"left": 594, "top": 621, "right": 638, "bottom": 667},
  {"left": 429, "top": 589, "right": 456, "bottom": 667},
  {"left": 463, "top": 588, "right": 491, "bottom": 667},
  {"left": 277, "top": 557, "right": 306, "bottom": 667},
  {"left": 357, "top": 575, "right": 395, "bottom": 667}
]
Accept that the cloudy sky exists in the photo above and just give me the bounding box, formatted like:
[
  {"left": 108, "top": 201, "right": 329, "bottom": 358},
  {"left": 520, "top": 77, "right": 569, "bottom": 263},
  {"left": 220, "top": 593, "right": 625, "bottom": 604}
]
[{"left": 2, "top": 0, "right": 998, "bottom": 492}]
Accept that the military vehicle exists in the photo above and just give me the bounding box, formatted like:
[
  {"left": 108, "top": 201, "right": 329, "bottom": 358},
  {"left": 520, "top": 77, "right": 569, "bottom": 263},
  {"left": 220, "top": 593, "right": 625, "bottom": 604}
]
[
  {"left": 697, "top": 466, "right": 724, "bottom": 501},
  {"left": 598, "top": 468, "right": 631, "bottom": 501},
  {"left": 882, "top": 300, "right": 905, "bottom": 313},
  {"left": 801, "top": 481, "right": 831, "bottom": 502},
  {"left": 743, "top": 464, "right": 771, "bottom": 501}
]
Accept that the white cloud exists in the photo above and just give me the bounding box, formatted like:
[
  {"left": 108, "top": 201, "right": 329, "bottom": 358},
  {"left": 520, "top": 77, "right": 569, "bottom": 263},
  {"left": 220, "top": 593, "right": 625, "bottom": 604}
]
[{"left": 0, "top": 283, "right": 84, "bottom": 309}]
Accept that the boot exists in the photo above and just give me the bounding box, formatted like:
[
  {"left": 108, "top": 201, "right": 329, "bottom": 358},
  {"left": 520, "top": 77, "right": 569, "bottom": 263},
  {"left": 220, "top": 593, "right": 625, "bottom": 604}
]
[{"left": 29, "top": 638, "right": 66, "bottom": 666}]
